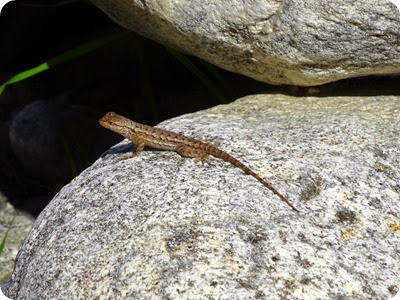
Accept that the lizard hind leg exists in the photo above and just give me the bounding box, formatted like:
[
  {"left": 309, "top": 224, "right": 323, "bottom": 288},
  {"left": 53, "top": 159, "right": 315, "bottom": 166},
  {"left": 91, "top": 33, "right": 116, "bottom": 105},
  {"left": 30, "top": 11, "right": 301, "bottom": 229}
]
[
  {"left": 175, "top": 144, "right": 210, "bottom": 165},
  {"left": 195, "top": 153, "right": 210, "bottom": 165}
]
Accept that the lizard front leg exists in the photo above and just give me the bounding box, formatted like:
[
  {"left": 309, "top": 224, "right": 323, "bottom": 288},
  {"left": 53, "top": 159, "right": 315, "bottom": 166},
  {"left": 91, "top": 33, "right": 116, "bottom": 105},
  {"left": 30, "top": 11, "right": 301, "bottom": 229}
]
[{"left": 119, "top": 139, "right": 145, "bottom": 160}]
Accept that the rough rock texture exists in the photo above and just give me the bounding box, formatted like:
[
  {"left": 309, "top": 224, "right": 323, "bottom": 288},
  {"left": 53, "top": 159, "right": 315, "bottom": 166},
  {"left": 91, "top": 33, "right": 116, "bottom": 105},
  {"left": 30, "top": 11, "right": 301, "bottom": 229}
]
[
  {"left": 0, "top": 193, "right": 33, "bottom": 291},
  {"left": 91, "top": 0, "right": 400, "bottom": 86},
  {"left": 6, "top": 94, "right": 400, "bottom": 299}
]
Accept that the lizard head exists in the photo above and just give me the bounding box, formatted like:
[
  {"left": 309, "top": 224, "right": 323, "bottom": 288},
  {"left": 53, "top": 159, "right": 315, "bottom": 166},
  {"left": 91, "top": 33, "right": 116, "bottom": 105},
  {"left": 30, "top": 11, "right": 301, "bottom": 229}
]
[
  {"left": 99, "top": 112, "right": 133, "bottom": 139},
  {"left": 99, "top": 112, "right": 120, "bottom": 128}
]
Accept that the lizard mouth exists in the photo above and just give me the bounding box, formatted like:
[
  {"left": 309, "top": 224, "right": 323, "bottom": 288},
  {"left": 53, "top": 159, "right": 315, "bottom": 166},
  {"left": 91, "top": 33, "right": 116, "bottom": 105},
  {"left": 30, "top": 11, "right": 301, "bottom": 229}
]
[{"left": 99, "top": 117, "right": 110, "bottom": 126}]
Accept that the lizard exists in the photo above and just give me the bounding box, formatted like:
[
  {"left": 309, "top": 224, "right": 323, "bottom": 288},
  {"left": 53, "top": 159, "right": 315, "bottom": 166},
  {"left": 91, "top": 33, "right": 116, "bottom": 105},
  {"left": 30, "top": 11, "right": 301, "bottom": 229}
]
[{"left": 99, "top": 112, "right": 299, "bottom": 212}]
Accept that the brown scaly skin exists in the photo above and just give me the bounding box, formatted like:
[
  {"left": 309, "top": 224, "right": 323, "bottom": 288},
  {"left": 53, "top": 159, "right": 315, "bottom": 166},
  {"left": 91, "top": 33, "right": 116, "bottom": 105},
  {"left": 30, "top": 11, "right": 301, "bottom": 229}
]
[{"left": 99, "top": 112, "right": 299, "bottom": 212}]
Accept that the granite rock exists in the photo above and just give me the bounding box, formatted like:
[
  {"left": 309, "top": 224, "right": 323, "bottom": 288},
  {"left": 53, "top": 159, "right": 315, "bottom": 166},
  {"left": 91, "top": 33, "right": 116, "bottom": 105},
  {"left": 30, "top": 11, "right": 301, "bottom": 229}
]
[
  {"left": 91, "top": 0, "right": 400, "bottom": 86},
  {"left": 6, "top": 94, "right": 400, "bottom": 299}
]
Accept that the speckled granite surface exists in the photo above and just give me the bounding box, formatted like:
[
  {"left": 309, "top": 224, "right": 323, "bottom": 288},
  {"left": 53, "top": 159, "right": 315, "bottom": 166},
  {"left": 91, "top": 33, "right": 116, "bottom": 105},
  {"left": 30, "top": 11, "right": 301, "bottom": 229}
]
[{"left": 6, "top": 95, "right": 400, "bottom": 299}]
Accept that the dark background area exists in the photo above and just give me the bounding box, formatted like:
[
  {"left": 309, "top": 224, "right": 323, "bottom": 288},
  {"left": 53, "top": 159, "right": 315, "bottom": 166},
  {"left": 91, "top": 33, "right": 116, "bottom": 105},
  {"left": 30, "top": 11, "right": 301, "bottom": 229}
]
[{"left": 0, "top": 0, "right": 399, "bottom": 218}]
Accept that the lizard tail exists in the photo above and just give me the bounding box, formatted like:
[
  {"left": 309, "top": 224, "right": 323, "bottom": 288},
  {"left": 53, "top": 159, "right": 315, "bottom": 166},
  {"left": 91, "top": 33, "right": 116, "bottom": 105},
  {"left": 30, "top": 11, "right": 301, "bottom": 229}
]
[{"left": 209, "top": 146, "right": 299, "bottom": 213}]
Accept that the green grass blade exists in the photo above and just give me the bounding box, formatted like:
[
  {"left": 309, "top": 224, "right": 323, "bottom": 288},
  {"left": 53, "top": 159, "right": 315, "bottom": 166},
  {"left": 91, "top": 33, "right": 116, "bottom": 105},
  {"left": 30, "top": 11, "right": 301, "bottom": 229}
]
[
  {"left": 0, "top": 31, "right": 129, "bottom": 95},
  {"left": 0, "top": 63, "right": 49, "bottom": 94}
]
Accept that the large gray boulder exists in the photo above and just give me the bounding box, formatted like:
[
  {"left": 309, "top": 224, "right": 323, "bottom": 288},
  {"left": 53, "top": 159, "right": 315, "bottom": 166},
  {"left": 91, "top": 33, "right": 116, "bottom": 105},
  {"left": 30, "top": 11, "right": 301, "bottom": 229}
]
[
  {"left": 6, "top": 94, "right": 400, "bottom": 299},
  {"left": 91, "top": 0, "right": 400, "bottom": 86}
]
